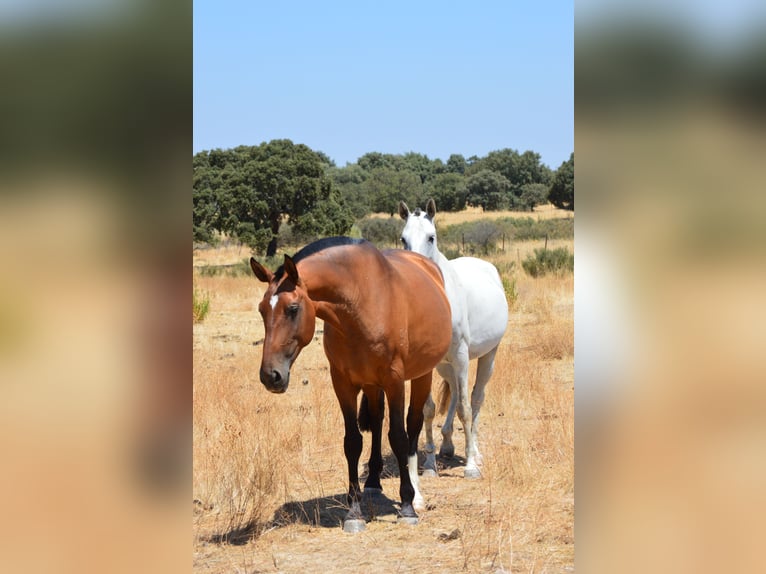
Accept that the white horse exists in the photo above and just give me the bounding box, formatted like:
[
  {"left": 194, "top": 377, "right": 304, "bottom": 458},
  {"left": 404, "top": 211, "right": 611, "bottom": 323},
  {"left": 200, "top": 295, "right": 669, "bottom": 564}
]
[{"left": 399, "top": 199, "right": 508, "bottom": 478}]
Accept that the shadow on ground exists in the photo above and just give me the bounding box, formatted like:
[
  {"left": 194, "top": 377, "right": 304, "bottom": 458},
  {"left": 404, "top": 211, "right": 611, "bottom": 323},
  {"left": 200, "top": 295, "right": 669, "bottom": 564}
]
[
  {"left": 203, "top": 450, "right": 468, "bottom": 545},
  {"left": 204, "top": 488, "right": 399, "bottom": 545}
]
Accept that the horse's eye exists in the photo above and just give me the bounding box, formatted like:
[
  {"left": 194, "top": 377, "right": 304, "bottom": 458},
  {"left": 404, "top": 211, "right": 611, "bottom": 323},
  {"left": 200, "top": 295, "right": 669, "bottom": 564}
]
[
  {"left": 400, "top": 237, "right": 407, "bottom": 247},
  {"left": 428, "top": 236, "right": 435, "bottom": 244},
  {"left": 286, "top": 304, "right": 299, "bottom": 318}
]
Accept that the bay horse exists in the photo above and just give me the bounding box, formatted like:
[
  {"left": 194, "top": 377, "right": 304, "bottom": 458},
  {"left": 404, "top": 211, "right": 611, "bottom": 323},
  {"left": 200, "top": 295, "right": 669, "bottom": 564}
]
[
  {"left": 399, "top": 200, "right": 508, "bottom": 478},
  {"left": 249, "top": 237, "right": 451, "bottom": 532}
]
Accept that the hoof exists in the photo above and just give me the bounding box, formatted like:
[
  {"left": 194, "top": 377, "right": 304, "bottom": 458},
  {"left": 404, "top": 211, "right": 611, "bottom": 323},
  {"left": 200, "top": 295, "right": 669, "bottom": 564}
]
[
  {"left": 439, "top": 446, "right": 455, "bottom": 459},
  {"left": 421, "top": 468, "right": 438, "bottom": 478},
  {"left": 464, "top": 467, "right": 481, "bottom": 479},
  {"left": 342, "top": 519, "right": 366, "bottom": 533},
  {"left": 397, "top": 515, "right": 419, "bottom": 526}
]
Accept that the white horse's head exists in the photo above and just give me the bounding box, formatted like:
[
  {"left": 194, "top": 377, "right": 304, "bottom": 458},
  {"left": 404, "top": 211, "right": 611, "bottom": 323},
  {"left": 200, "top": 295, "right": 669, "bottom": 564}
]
[{"left": 399, "top": 198, "right": 439, "bottom": 259}]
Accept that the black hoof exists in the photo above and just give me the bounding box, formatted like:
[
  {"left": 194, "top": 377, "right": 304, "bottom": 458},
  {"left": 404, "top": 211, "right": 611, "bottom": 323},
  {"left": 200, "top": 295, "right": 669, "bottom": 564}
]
[{"left": 398, "top": 503, "right": 419, "bottom": 526}]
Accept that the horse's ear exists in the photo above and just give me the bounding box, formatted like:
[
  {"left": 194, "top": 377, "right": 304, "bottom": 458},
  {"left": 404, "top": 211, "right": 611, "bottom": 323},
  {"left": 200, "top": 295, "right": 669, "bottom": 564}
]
[
  {"left": 283, "top": 254, "right": 301, "bottom": 285},
  {"left": 426, "top": 198, "right": 437, "bottom": 220},
  {"left": 250, "top": 257, "right": 273, "bottom": 283},
  {"left": 398, "top": 201, "right": 410, "bottom": 221}
]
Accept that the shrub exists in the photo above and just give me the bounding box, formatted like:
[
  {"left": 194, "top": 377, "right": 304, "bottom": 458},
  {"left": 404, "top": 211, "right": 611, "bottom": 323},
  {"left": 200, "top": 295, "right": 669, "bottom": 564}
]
[
  {"left": 522, "top": 247, "right": 574, "bottom": 277},
  {"left": 356, "top": 217, "right": 404, "bottom": 248},
  {"left": 501, "top": 274, "right": 518, "bottom": 308},
  {"left": 193, "top": 288, "right": 211, "bottom": 323}
]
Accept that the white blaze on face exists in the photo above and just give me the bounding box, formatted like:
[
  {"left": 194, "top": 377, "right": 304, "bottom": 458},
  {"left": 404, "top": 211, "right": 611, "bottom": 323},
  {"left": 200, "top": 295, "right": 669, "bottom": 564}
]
[{"left": 270, "top": 294, "right": 279, "bottom": 310}]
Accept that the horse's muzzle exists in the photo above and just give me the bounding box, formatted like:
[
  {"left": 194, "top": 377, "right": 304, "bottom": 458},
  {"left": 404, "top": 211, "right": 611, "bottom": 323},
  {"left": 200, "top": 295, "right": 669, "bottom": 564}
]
[{"left": 260, "top": 367, "right": 289, "bottom": 393}]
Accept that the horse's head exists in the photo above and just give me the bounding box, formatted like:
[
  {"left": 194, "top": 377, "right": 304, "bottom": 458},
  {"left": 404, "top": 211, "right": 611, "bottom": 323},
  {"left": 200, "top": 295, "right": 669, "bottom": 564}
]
[
  {"left": 399, "top": 198, "right": 438, "bottom": 259},
  {"left": 249, "top": 255, "right": 316, "bottom": 393}
]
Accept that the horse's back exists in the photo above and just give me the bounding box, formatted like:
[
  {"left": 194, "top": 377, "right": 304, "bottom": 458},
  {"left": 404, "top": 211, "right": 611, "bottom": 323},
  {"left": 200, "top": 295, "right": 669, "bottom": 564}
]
[{"left": 450, "top": 257, "right": 508, "bottom": 357}]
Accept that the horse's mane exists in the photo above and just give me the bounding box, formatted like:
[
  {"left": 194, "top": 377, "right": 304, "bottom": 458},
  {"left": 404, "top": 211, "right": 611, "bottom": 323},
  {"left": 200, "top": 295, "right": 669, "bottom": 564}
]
[{"left": 274, "top": 236, "right": 369, "bottom": 280}]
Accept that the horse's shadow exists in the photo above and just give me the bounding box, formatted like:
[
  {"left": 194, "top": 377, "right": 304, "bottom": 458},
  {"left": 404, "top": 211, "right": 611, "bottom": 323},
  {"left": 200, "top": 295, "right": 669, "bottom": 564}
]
[
  {"left": 205, "top": 451, "right": 467, "bottom": 545},
  {"left": 207, "top": 490, "right": 399, "bottom": 545}
]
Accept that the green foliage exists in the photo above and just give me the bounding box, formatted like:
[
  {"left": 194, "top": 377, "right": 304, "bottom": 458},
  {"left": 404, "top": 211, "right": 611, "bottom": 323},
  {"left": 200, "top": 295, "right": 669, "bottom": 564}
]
[
  {"left": 193, "top": 140, "right": 353, "bottom": 254},
  {"left": 197, "top": 260, "right": 252, "bottom": 278},
  {"left": 363, "top": 167, "right": 423, "bottom": 216},
  {"left": 193, "top": 289, "right": 210, "bottom": 323},
  {"left": 424, "top": 173, "right": 467, "bottom": 212},
  {"left": 465, "top": 169, "right": 511, "bottom": 211},
  {"left": 501, "top": 274, "right": 519, "bottom": 308},
  {"left": 549, "top": 153, "right": 574, "bottom": 211},
  {"left": 522, "top": 247, "right": 574, "bottom": 277},
  {"left": 466, "top": 148, "right": 553, "bottom": 209},
  {"left": 437, "top": 217, "right": 573, "bottom": 255},
  {"left": 356, "top": 217, "right": 404, "bottom": 248},
  {"left": 519, "top": 183, "right": 550, "bottom": 212}
]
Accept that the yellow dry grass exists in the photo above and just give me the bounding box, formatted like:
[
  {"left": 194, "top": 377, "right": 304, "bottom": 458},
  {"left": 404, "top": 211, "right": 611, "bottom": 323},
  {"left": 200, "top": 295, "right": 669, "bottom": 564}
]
[
  {"left": 193, "top": 232, "right": 573, "bottom": 573},
  {"left": 370, "top": 203, "right": 573, "bottom": 225}
]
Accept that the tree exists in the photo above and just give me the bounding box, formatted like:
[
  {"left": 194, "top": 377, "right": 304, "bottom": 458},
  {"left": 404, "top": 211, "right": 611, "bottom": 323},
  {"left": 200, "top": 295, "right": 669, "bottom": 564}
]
[
  {"left": 363, "top": 167, "right": 422, "bottom": 215},
  {"left": 519, "top": 183, "right": 550, "bottom": 212},
  {"left": 193, "top": 140, "right": 352, "bottom": 255},
  {"left": 549, "top": 153, "right": 574, "bottom": 211},
  {"left": 465, "top": 169, "right": 511, "bottom": 211},
  {"left": 467, "top": 148, "right": 552, "bottom": 209},
  {"left": 446, "top": 153, "right": 467, "bottom": 174},
  {"left": 424, "top": 173, "right": 467, "bottom": 212}
]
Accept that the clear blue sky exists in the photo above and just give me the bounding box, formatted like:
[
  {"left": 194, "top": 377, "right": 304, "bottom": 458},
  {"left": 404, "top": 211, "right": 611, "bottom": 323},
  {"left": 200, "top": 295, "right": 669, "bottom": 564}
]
[{"left": 194, "top": 1, "right": 573, "bottom": 169}]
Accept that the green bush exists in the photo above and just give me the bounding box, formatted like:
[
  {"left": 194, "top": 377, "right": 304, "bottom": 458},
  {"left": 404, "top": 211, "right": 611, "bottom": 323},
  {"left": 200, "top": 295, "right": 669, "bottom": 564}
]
[
  {"left": 501, "top": 274, "right": 518, "bottom": 308},
  {"left": 193, "top": 289, "right": 210, "bottom": 323},
  {"left": 522, "top": 247, "right": 574, "bottom": 277},
  {"left": 356, "top": 217, "right": 404, "bottom": 248}
]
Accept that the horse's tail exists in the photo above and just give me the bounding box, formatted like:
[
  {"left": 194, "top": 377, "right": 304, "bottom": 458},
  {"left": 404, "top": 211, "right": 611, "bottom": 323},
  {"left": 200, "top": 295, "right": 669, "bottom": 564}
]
[
  {"left": 358, "top": 390, "right": 385, "bottom": 432},
  {"left": 436, "top": 379, "right": 451, "bottom": 416}
]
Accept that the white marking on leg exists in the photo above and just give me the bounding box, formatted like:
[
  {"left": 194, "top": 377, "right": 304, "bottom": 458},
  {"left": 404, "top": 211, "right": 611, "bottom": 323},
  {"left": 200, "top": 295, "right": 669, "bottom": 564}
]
[{"left": 409, "top": 453, "right": 425, "bottom": 511}]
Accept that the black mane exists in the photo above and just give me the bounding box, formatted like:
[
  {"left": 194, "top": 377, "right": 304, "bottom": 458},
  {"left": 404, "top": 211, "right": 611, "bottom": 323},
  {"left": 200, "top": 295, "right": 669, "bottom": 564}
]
[{"left": 274, "top": 236, "right": 369, "bottom": 280}]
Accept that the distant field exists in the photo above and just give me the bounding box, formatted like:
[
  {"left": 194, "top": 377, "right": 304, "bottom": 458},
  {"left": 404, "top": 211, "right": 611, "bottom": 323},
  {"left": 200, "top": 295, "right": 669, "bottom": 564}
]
[
  {"left": 193, "top": 213, "right": 574, "bottom": 573},
  {"left": 370, "top": 203, "right": 573, "bottom": 224}
]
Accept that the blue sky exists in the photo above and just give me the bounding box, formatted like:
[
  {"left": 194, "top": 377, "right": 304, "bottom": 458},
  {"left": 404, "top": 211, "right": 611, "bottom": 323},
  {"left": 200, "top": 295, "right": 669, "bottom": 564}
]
[{"left": 194, "top": 1, "right": 573, "bottom": 169}]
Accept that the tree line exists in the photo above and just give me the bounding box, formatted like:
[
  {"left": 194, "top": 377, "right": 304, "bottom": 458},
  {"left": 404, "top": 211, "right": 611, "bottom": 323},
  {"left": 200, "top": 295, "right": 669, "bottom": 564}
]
[{"left": 193, "top": 139, "right": 574, "bottom": 255}]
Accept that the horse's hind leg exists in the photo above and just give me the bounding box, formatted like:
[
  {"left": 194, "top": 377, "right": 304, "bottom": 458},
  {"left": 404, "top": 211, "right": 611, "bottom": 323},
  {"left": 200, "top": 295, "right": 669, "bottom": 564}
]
[
  {"left": 422, "top": 392, "right": 438, "bottom": 477},
  {"left": 435, "top": 363, "right": 458, "bottom": 459},
  {"left": 331, "top": 368, "right": 365, "bottom": 533},
  {"left": 407, "top": 373, "right": 432, "bottom": 512},
  {"left": 471, "top": 346, "right": 499, "bottom": 468},
  {"left": 361, "top": 387, "right": 385, "bottom": 492}
]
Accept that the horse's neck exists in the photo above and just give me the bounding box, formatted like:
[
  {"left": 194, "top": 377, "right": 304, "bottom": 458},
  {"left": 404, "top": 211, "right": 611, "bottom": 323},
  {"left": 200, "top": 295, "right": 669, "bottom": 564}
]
[
  {"left": 432, "top": 248, "right": 452, "bottom": 275},
  {"left": 298, "top": 256, "right": 372, "bottom": 331}
]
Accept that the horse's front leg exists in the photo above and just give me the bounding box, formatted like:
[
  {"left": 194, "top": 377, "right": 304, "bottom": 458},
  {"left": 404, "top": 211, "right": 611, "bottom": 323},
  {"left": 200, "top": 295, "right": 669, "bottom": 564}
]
[
  {"left": 384, "top": 379, "right": 419, "bottom": 525},
  {"left": 330, "top": 368, "right": 365, "bottom": 533}
]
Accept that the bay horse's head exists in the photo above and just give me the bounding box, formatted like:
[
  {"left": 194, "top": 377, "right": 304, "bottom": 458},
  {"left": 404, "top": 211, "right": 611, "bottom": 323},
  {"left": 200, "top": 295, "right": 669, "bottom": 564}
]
[
  {"left": 399, "top": 198, "right": 438, "bottom": 259},
  {"left": 249, "top": 255, "right": 316, "bottom": 393}
]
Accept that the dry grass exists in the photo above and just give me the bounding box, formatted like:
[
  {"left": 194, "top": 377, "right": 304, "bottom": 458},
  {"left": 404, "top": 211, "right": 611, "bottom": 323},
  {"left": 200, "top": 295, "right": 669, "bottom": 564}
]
[
  {"left": 193, "top": 229, "right": 573, "bottom": 573},
  {"left": 370, "top": 203, "right": 573, "bottom": 225}
]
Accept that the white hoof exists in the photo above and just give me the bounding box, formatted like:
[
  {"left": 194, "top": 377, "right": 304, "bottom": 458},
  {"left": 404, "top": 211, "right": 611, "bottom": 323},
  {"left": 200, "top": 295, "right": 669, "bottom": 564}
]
[
  {"left": 342, "top": 519, "right": 366, "bottom": 533},
  {"left": 413, "top": 495, "right": 426, "bottom": 512},
  {"left": 421, "top": 468, "right": 438, "bottom": 478},
  {"left": 464, "top": 466, "right": 481, "bottom": 479}
]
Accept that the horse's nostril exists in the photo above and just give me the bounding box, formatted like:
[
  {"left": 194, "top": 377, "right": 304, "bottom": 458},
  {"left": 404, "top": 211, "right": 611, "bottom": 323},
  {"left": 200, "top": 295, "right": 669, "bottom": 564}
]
[{"left": 271, "top": 370, "right": 282, "bottom": 383}]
